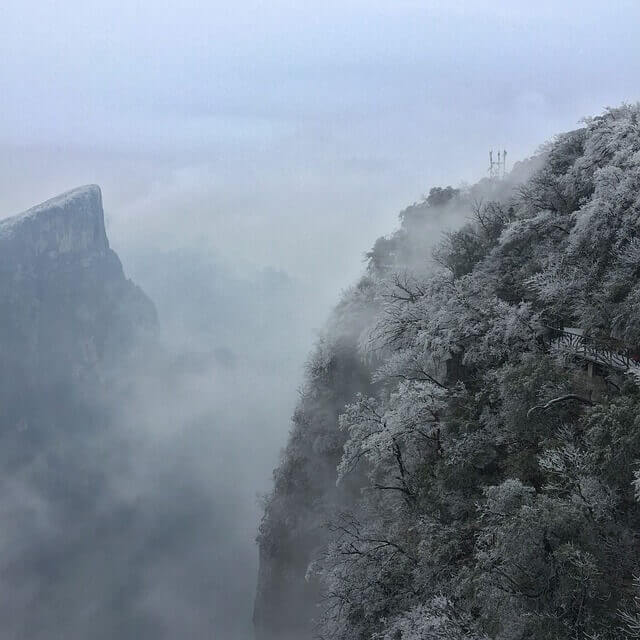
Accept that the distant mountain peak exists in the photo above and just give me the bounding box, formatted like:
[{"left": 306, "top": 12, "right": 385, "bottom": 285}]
[
  {"left": 1, "top": 184, "right": 103, "bottom": 227},
  {"left": 0, "top": 184, "right": 156, "bottom": 386},
  {"left": 0, "top": 184, "right": 109, "bottom": 265}
]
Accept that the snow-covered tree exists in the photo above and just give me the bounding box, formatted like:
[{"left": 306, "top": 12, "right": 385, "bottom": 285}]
[{"left": 257, "top": 105, "right": 640, "bottom": 640}]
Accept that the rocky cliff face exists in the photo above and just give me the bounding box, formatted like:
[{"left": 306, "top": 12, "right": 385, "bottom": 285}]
[
  {"left": 0, "top": 186, "right": 158, "bottom": 639},
  {"left": 0, "top": 185, "right": 156, "bottom": 426},
  {"left": 0, "top": 185, "right": 109, "bottom": 263},
  {"left": 254, "top": 300, "right": 377, "bottom": 640}
]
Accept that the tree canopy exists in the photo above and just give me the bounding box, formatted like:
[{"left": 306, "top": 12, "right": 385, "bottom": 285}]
[{"left": 257, "top": 104, "right": 640, "bottom": 640}]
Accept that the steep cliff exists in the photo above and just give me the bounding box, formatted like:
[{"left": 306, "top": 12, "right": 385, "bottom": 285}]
[
  {"left": 0, "top": 185, "right": 155, "bottom": 395},
  {"left": 0, "top": 185, "right": 156, "bottom": 441},
  {"left": 0, "top": 186, "right": 157, "bottom": 638},
  {"left": 256, "top": 105, "right": 640, "bottom": 640},
  {"left": 254, "top": 185, "right": 477, "bottom": 640},
  {"left": 254, "top": 169, "right": 530, "bottom": 640},
  {"left": 254, "top": 316, "right": 374, "bottom": 640}
]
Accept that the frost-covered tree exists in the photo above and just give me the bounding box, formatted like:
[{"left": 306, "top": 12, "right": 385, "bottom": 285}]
[{"left": 256, "top": 105, "right": 640, "bottom": 640}]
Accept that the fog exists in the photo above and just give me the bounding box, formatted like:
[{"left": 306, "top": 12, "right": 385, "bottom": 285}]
[{"left": 1, "top": 1, "right": 640, "bottom": 638}]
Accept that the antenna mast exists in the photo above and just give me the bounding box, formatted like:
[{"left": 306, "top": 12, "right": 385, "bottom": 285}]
[{"left": 488, "top": 149, "right": 507, "bottom": 179}]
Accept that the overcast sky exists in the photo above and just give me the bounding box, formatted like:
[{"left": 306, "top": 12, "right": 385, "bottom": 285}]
[{"left": 1, "top": 0, "right": 639, "bottom": 300}]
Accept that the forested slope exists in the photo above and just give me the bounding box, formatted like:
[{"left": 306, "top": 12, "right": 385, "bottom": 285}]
[{"left": 256, "top": 104, "right": 640, "bottom": 640}]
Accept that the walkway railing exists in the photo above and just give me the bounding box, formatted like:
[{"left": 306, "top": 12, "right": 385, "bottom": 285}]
[{"left": 547, "top": 327, "right": 640, "bottom": 372}]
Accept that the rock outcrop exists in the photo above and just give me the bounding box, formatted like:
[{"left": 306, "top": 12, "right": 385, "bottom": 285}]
[
  {"left": 0, "top": 186, "right": 158, "bottom": 639},
  {"left": 0, "top": 185, "right": 156, "bottom": 423}
]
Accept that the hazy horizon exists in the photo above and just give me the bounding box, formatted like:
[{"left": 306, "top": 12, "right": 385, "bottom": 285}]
[{"left": 3, "top": 1, "right": 640, "bottom": 298}]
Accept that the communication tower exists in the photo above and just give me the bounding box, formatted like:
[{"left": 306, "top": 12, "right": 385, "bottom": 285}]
[{"left": 488, "top": 149, "right": 507, "bottom": 179}]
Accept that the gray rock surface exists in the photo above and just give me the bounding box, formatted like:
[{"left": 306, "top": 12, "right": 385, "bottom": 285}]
[
  {"left": 0, "top": 186, "right": 158, "bottom": 639},
  {"left": 0, "top": 185, "right": 156, "bottom": 398}
]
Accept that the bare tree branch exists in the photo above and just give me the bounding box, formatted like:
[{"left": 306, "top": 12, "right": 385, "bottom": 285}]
[{"left": 526, "top": 394, "right": 594, "bottom": 418}]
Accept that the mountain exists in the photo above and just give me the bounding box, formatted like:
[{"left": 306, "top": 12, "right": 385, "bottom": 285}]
[
  {"left": 255, "top": 105, "right": 640, "bottom": 640},
  {"left": 0, "top": 186, "right": 158, "bottom": 639},
  {"left": 0, "top": 184, "right": 155, "bottom": 404}
]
